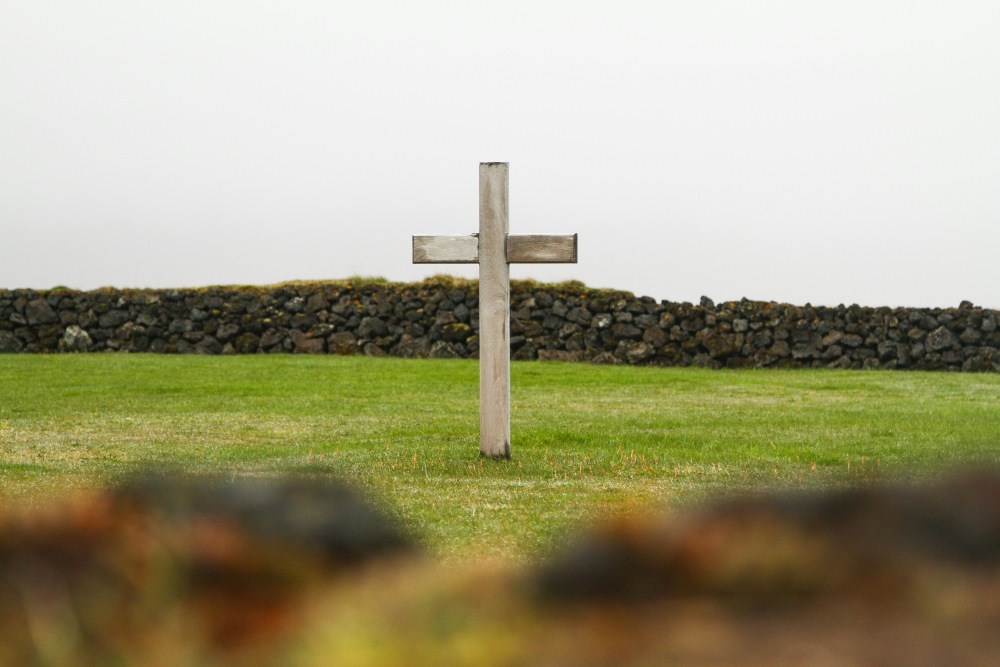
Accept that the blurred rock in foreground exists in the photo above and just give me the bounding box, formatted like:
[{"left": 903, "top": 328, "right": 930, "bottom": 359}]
[
  {"left": 0, "top": 474, "right": 413, "bottom": 665},
  {"left": 307, "top": 469, "right": 1000, "bottom": 666},
  {"left": 2, "top": 471, "right": 1000, "bottom": 665}
]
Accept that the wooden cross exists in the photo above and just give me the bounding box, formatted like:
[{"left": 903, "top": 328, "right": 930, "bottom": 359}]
[{"left": 412, "top": 162, "right": 578, "bottom": 458}]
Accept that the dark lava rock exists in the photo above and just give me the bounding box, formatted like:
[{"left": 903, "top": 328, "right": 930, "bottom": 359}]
[
  {"left": 25, "top": 299, "right": 58, "bottom": 326},
  {"left": 926, "top": 326, "right": 959, "bottom": 352},
  {"left": 328, "top": 331, "right": 358, "bottom": 355},
  {"left": 566, "top": 307, "right": 593, "bottom": 326},
  {"left": 0, "top": 331, "right": 22, "bottom": 353},
  {"left": 99, "top": 310, "right": 131, "bottom": 328},
  {"left": 357, "top": 316, "right": 388, "bottom": 339}
]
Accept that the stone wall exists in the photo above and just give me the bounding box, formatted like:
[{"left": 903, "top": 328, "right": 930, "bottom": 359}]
[{"left": 1, "top": 279, "right": 997, "bottom": 371}]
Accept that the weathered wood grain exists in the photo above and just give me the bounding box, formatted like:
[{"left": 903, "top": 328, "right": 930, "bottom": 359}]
[
  {"left": 412, "top": 235, "right": 479, "bottom": 264},
  {"left": 478, "top": 162, "right": 511, "bottom": 458},
  {"left": 507, "top": 234, "right": 578, "bottom": 263},
  {"left": 409, "top": 162, "right": 580, "bottom": 459}
]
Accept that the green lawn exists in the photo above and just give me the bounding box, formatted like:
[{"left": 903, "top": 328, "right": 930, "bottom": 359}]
[{"left": 1, "top": 355, "right": 998, "bottom": 561}]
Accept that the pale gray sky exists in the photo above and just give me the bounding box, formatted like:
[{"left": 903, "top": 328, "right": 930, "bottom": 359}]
[{"left": 2, "top": 1, "right": 998, "bottom": 307}]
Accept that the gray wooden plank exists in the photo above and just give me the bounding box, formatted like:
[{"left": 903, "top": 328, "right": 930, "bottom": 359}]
[
  {"left": 478, "top": 162, "right": 511, "bottom": 458},
  {"left": 412, "top": 234, "right": 479, "bottom": 264},
  {"left": 507, "top": 234, "right": 577, "bottom": 263}
]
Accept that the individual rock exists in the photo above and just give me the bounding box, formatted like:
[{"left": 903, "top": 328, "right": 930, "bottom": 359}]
[
  {"left": 538, "top": 350, "right": 582, "bottom": 362},
  {"left": 25, "top": 299, "right": 58, "bottom": 326},
  {"left": 820, "top": 331, "right": 844, "bottom": 347},
  {"left": 98, "top": 310, "right": 131, "bottom": 328},
  {"left": 753, "top": 346, "right": 781, "bottom": 367},
  {"left": 328, "top": 332, "right": 358, "bottom": 355},
  {"left": 512, "top": 344, "right": 538, "bottom": 360},
  {"left": 926, "top": 326, "right": 959, "bottom": 352},
  {"left": 363, "top": 343, "right": 387, "bottom": 356},
  {"left": 642, "top": 327, "right": 668, "bottom": 348},
  {"left": 611, "top": 323, "right": 642, "bottom": 341},
  {"left": 918, "top": 315, "right": 939, "bottom": 331},
  {"left": 305, "top": 293, "right": 329, "bottom": 313},
  {"left": 591, "top": 313, "right": 613, "bottom": 330},
  {"left": 394, "top": 334, "right": 430, "bottom": 358},
  {"left": 791, "top": 343, "right": 819, "bottom": 360},
  {"left": 559, "top": 323, "right": 581, "bottom": 338},
  {"left": 695, "top": 329, "right": 742, "bottom": 358},
  {"left": 769, "top": 340, "right": 791, "bottom": 358},
  {"left": 0, "top": 331, "right": 23, "bottom": 353},
  {"left": 169, "top": 319, "right": 194, "bottom": 334},
  {"left": 435, "top": 310, "right": 457, "bottom": 326},
  {"left": 689, "top": 352, "right": 720, "bottom": 368},
  {"left": 59, "top": 325, "right": 93, "bottom": 352},
  {"left": 290, "top": 330, "right": 325, "bottom": 354},
  {"left": 259, "top": 329, "right": 285, "bottom": 350},
  {"left": 877, "top": 340, "right": 897, "bottom": 361},
  {"left": 752, "top": 331, "right": 773, "bottom": 348},
  {"left": 828, "top": 355, "right": 854, "bottom": 369},
  {"left": 619, "top": 341, "right": 656, "bottom": 364},
  {"left": 634, "top": 314, "right": 657, "bottom": 329},
  {"left": 216, "top": 323, "right": 242, "bottom": 342},
  {"left": 841, "top": 334, "right": 863, "bottom": 348},
  {"left": 357, "top": 316, "right": 388, "bottom": 339},
  {"left": 590, "top": 352, "right": 620, "bottom": 365},
  {"left": 960, "top": 328, "right": 983, "bottom": 345},
  {"left": 542, "top": 315, "right": 564, "bottom": 331},
  {"left": 441, "top": 322, "right": 472, "bottom": 342},
  {"left": 281, "top": 297, "right": 304, "bottom": 314},
  {"left": 234, "top": 332, "right": 260, "bottom": 353},
  {"left": 566, "top": 307, "right": 593, "bottom": 326},
  {"left": 428, "top": 340, "right": 460, "bottom": 358},
  {"left": 195, "top": 336, "right": 223, "bottom": 355}
]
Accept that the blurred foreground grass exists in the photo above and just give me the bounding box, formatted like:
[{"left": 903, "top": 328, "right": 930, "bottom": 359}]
[{"left": 1, "top": 355, "right": 998, "bottom": 562}]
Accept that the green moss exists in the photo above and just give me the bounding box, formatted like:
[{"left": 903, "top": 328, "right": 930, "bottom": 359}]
[{"left": 35, "top": 275, "right": 618, "bottom": 299}]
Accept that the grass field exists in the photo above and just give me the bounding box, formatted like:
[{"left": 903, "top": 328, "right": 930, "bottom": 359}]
[{"left": 1, "top": 355, "right": 998, "bottom": 562}]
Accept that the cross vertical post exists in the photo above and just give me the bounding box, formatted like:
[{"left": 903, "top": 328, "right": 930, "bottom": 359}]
[
  {"left": 412, "top": 163, "right": 578, "bottom": 459},
  {"left": 478, "top": 163, "right": 511, "bottom": 458}
]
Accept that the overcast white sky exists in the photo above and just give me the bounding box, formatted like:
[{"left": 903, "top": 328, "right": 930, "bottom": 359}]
[{"left": 2, "top": 1, "right": 998, "bottom": 308}]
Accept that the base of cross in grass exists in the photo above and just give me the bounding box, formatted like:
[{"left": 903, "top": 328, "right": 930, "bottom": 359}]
[{"left": 412, "top": 162, "right": 578, "bottom": 458}]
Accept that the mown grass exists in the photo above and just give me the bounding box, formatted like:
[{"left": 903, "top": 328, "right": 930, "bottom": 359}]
[{"left": 1, "top": 355, "right": 998, "bottom": 562}]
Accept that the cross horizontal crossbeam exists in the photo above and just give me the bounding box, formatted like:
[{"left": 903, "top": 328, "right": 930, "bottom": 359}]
[{"left": 412, "top": 233, "right": 577, "bottom": 264}]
